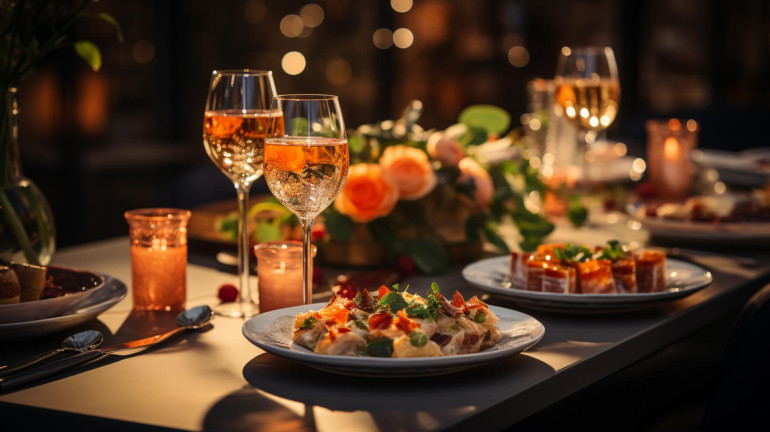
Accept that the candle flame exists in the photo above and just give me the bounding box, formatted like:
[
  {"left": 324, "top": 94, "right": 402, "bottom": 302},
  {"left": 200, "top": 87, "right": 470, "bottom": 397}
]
[{"left": 664, "top": 137, "right": 681, "bottom": 161}]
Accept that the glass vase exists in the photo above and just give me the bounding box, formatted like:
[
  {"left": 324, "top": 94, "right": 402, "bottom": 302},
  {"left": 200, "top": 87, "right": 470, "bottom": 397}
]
[{"left": 0, "top": 87, "right": 56, "bottom": 266}]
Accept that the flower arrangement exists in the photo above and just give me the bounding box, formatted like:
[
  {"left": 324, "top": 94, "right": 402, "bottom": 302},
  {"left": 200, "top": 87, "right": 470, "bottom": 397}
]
[{"left": 219, "top": 101, "right": 555, "bottom": 275}]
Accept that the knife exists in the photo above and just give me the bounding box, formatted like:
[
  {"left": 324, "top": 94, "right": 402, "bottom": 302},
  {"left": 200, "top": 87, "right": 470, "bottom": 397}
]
[{"left": 0, "top": 305, "right": 212, "bottom": 391}]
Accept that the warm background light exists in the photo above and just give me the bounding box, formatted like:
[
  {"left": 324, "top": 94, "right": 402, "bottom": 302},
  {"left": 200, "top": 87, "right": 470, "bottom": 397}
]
[{"left": 282, "top": 51, "right": 306, "bottom": 75}]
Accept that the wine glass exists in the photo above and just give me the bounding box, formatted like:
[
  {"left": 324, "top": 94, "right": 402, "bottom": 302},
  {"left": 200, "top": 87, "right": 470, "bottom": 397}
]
[
  {"left": 203, "top": 69, "right": 279, "bottom": 318},
  {"left": 263, "top": 95, "right": 349, "bottom": 305},
  {"left": 554, "top": 46, "right": 620, "bottom": 189}
]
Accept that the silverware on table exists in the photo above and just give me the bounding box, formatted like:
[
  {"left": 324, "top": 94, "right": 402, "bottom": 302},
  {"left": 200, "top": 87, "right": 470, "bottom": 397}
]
[
  {"left": 0, "top": 305, "right": 213, "bottom": 391},
  {"left": 0, "top": 330, "right": 103, "bottom": 378}
]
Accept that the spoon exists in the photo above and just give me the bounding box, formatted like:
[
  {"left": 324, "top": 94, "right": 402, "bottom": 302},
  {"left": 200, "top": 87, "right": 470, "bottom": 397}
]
[
  {"left": 0, "top": 330, "right": 103, "bottom": 378},
  {"left": 0, "top": 306, "right": 213, "bottom": 390}
]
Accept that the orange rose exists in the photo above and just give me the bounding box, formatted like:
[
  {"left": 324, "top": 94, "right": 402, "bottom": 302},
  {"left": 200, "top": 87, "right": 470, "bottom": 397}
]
[
  {"left": 379, "top": 145, "right": 437, "bottom": 200},
  {"left": 458, "top": 157, "right": 494, "bottom": 208},
  {"left": 334, "top": 164, "right": 399, "bottom": 223},
  {"left": 426, "top": 131, "right": 465, "bottom": 167}
]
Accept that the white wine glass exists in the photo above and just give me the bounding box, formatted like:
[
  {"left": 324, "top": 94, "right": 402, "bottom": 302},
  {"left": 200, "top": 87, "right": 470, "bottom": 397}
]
[
  {"left": 554, "top": 46, "right": 620, "bottom": 189},
  {"left": 203, "top": 69, "right": 280, "bottom": 318},
  {"left": 263, "top": 95, "right": 349, "bottom": 305}
]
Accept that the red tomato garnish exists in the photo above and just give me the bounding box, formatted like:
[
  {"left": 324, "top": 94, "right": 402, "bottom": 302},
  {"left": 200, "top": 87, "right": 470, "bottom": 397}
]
[
  {"left": 465, "top": 295, "right": 487, "bottom": 310},
  {"left": 217, "top": 284, "right": 238, "bottom": 303},
  {"left": 394, "top": 310, "right": 420, "bottom": 333},
  {"left": 336, "top": 283, "right": 358, "bottom": 300},
  {"left": 368, "top": 311, "right": 392, "bottom": 330},
  {"left": 450, "top": 290, "right": 467, "bottom": 313},
  {"left": 377, "top": 285, "right": 391, "bottom": 298}
]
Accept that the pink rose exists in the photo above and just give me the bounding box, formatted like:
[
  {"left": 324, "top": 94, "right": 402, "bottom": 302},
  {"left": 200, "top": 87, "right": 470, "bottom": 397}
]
[
  {"left": 379, "top": 145, "right": 437, "bottom": 200},
  {"left": 426, "top": 131, "right": 465, "bottom": 167},
  {"left": 458, "top": 157, "right": 494, "bottom": 208},
  {"left": 334, "top": 164, "right": 400, "bottom": 223}
]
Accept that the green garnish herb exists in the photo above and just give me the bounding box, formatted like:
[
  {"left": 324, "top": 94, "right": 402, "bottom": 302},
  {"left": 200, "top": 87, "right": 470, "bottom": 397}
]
[
  {"left": 405, "top": 301, "right": 429, "bottom": 319},
  {"left": 474, "top": 312, "right": 486, "bottom": 323},
  {"left": 353, "top": 320, "right": 368, "bottom": 330},
  {"left": 377, "top": 292, "right": 409, "bottom": 313},
  {"left": 431, "top": 282, "right": 440, "bottom": 293},
  {"left": 299, "top": 316, "right": 318, "bottom": 330},
  {"left": 409, "top": 331, "right": 428, "bottom": 347},
  {"left": 553, "top": 243, "right": 593, "bottom": 262},
  {"left": 596, "top": 239, "right": 627, "bottom": 261},
  {"left": 366, "top": 338, "right": 394, "bottom": 357},
  {"left": 391, "top": 283, "right": 400, "bottom": 292}
]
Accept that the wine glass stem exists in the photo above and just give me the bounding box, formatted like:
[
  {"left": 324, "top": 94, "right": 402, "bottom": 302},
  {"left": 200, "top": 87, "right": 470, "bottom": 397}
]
[
  {"left": 300, "top": 218, "right": 314, "bottom": 305},
  {"left": 236, "top": 182, "right": 254, "bottom": 309}
]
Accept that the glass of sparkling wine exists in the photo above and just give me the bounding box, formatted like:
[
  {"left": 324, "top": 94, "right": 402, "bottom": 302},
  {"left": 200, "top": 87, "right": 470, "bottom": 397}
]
[
  {"left": 263, "top": 95, "right": 349, "bottom": 306},
  {"left": 203, "top": 69, "right": 281, "bottom": 318},
  {"left": 554, "top": 46, "right": 620, "bottom": 190}
]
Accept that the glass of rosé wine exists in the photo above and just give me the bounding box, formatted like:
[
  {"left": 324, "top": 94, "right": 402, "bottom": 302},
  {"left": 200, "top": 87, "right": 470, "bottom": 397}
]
[
  {"left": 263, "top": 95, "right": 349, "bottom": 306},
  {"left": 203, "top": 70, "right": 281, "bottom": 318}
]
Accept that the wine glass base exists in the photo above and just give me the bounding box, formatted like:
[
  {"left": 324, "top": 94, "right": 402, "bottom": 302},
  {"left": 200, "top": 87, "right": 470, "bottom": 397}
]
[{"left": 212, "top": 302, "right": 259, "bottom": 318}]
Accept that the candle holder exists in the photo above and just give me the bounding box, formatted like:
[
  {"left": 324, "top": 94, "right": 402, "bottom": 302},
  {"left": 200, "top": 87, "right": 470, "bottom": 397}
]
[
  {"left": 254, "top": 240, "right": 317, "bottom": 313},
  {"left": 125, "top": 208, "right": 191, "bottom": 311},
  {"left": 645, "top": 119, "right": 699, "bottom": 202}
]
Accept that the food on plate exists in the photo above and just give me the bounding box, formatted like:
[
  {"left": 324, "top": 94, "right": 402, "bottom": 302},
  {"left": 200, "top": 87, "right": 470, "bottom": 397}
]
[
  {"left": 641, "top": 190, "right": 770, "bottom": 224},
  {"left": 11, "top": 261, "right": 48, "bottom": 302},
  {"left": 291, "top": 283, "right": 502, "bottom": 357},
  {"left": 0, "top": 266, "right": 21, "bottom": 305},
  {"left": 510, "top": 240, "right": 666, "bottom": 294}
]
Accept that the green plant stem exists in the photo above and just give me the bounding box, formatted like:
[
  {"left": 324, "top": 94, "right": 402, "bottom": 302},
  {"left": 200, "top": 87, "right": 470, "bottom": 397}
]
[{"left": 0, "top": 190, "right": 39, "bottom": 264}]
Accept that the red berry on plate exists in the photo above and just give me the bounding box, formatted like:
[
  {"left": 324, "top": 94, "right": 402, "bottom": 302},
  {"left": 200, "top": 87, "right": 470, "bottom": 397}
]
[{"left": 217, "top": 284, "right": 238, "bottom": 303}]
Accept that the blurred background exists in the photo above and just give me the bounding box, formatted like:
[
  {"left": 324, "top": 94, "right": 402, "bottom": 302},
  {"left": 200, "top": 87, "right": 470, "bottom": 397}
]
[{"left": 14, "top": 0, "right": 770, "bottom": 249}]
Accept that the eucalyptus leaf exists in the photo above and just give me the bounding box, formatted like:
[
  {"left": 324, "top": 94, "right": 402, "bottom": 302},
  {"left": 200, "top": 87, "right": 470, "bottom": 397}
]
[
  {"left": 74, "top": 41, "right": 101, "bottom": 72},
  {"left": 458, "top": 105, "right": 511, "bottom": 135}
]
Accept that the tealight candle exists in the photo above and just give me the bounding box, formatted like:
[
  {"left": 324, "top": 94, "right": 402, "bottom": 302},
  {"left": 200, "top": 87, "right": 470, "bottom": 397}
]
[
  {"left": 254, "top": 241, "right": 317, "bottom": 313},
  {"left": 645, "top": 119, "right": 698, "bottom": 201}
]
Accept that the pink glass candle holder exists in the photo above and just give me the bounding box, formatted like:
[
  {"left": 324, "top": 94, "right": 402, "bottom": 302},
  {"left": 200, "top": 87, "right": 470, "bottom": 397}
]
[
  {"left": 125, "top": 208, "right": 191, "bottom": 311},
  {"left": 255, "top": 240, "right": 317, "bottom": 313},
  {"left": 645, "top": 119, "right": 699, "bottom": 201}
]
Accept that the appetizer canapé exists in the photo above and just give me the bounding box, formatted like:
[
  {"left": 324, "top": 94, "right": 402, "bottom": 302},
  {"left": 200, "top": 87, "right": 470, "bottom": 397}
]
[
  {"left": 510, "top": 240, "right": 666, "bottom": 294},
  {"left": 292, "top": 284, "right": 502, "bottom": 358}
]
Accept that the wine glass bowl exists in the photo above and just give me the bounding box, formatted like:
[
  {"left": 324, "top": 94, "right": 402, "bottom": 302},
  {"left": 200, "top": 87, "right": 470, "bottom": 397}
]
[
  {"left": 264, "top": 94, "right": 349, "bottom": 305},
  {"left": 203, "top": 69, "right": 279, "bottom": 318},
  {"left": 555, "top": 46, "right": 620, "bottom": 137}
]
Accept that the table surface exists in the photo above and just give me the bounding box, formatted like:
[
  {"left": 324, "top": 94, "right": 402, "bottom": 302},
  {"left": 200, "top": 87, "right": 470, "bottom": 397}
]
[{"left": 2, "top": 221, "right": 769, "bottom": 432}]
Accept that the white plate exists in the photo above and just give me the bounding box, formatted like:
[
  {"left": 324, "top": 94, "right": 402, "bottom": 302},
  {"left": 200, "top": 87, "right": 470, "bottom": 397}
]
[
  {"left": 242, "top": 303, "right": 545, "bottom": 377},
  {"left": 462, "top": 256, "right": 713, "bottom": 313},
  {"left": 0, "top": 274, "right": 127, "bottom": 342},
  {"left": 692, "top": 148, "right": 770, "bottom": 188},
  {"left": 626, "top": 203, "right": 770, "bottom": 243},
  {"left": 0, "top": 265, "right": 106, "bottom": 324}
]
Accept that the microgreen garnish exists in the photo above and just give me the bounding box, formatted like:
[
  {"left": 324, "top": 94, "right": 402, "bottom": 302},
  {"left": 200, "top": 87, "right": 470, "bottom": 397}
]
[
  {"left": 596, "top": 239, "right": 627, "bottom": 261},
  {"left": 553, "top": 244, "right": 593, "bottom": 262},
  {"left": 299, "top": 316, "right": 318, "bottom": 330},
  {"left": 474, "top": 312, "right": 486, "bottom": 323},
  {"left": 377, "top": 292, "right": 409, "bottom": 313}
]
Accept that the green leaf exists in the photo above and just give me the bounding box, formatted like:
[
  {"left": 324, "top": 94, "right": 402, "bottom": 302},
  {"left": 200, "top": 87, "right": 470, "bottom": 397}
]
[
  {"left": 256, "top": 220, "right": 282, "bottom": 242},
  {"left": 458, "top": 105, "right": 511, "bottom": 135},
  {"left": 462, "top": 125, "right": 489, "bottom": 146},
  {"left": 348, "top": 133, "right": 365, "bottom": 155},
  {"left": 567, "top": 196, "right": 588, "bottom": 228},
  {"left": 290, "top": 118, "right": 308, "bottom": 135},
  {"left": 365, "top": 338, "right": 394, "bottom": 357},
  {"left": 248, "top": 200, "right": 290, "bottom": 219},
  {"left": 404, "top": 238, "right": 449, "bottom": 275},
  {"left": 215, "top": 214, "right": 238, "bottom": 241},
  {"left": 98, "top": 13, "right": 124, "bottom": 43},
  {"left": 474, "top": 313, "right": 486, "bottom": 323},
  {"left": 483, "top": 223, "right": 510, "bottom": 253},
  {"left": 299, "top": 316, "right": 318, "bottom": 330},
  {"left": 377, "top": 292, "right": 409, "bottom": 313},
  {"left": 367, "top": 219, "right": 400, "bottom": 254},
  {"left": 74, "top": 41, "right": 102, "bottom": 72},
  {"left": 323, "top": 207, "right": 355, "bottom": 241}
]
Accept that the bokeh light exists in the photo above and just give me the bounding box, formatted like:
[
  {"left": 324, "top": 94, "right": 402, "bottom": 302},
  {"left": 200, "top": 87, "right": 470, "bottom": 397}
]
[
  {"left": 393, "top": 28, "right": 414, "bottom": 49},
  {"left": 132, "top": 40, "right": 155, "bottom": 64},
  {"left": 300, "top": 4, "right": 324, "bottom": 28},
  {"left": 508, "top": 45, "right": 529, "bottom": 67},
  {"left": 391, "top": 0, "right": 413, "bottom": 13},
  {"left": 373, "top": 28, "right": 393, "bottom": 49},
  {"left": 280, "top": 14, "right": 304, "bottom": 38},
  {"left": 326, "top": 58, "right": 353, "bottom": 85},
  {"left": 282, "top": 51, "right": 306, "bottom": 75}
]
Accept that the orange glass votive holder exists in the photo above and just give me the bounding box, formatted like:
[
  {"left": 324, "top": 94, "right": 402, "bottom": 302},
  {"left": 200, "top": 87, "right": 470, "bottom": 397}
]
[
  {"left": 645, "top": 119, "right": 699, "bottom": 201},
  {"left": 124, "top": 208, "right": 191, "bottom": 311},
  {"left": 254, "top": 240, "right": 317, "bottom": 313}
]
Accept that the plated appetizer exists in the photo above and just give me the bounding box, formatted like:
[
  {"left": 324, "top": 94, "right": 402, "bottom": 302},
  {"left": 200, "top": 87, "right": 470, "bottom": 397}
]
[
  {"left": 292, "top": 284, "right": 502, "bottom": 357},
  {"left": 637, "top": 190, "right": 770, "bottom": 224},
  {"left": 510, "top": 241, "right": 666, "bottom": 294}
]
